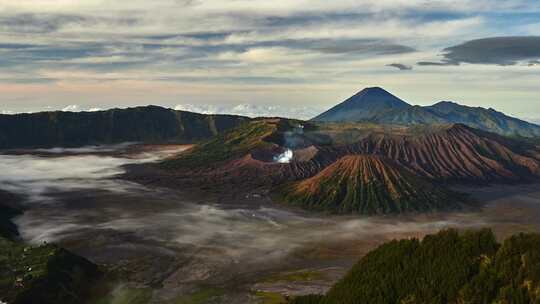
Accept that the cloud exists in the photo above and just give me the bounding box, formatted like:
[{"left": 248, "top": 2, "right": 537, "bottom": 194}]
[
  {"left": 174, "top": 104, "right": 222, "bottom": 115},
  {"left": 419, "top": 36, "right": 540, "bottom": 66},
  {"left": 0, "top": 0, "right": 539, "bottom": 118},
  {"left": 386, "top": 63, "right": 413, "bottom": 70},
  {"left": 417, "top": 61, "right": 457, "bottom": 66},
  {"left": 62, "top": 104, "right": 80, "bottom": 111},
  {"left": 525, "top": 117, "right": 540, "bottom": 125},
  {"left": 61, "top": 105, "right": 104, "bottom": 112},
  {"left": 4, "top": 143, "right": 490, "bottom": 268},
  {"left": 175, "top": 103, "right": 325, "bottom": 119}
]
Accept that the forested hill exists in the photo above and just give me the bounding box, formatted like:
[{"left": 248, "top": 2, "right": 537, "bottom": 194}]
[
  {"left": 0, "top": 106, "right": 250, "bottom": 149},
  {"left": 292, "top": 229, "right": 540, "bottom": 304}
]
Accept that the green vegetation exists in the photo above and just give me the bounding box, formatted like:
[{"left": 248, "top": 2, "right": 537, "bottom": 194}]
[
  {"left": 254, "top": 291, "right": 288, "bottom": 304},
  {"left": 0, "top": 237, "right": 102, "bottom": 304},
  {"left": 291, "top": 229, "right": 540, "bottom": 304},
  {"left": 161, "top": 119, "right": 278, "bottom": 169},
  {"left": 173, "top": 287, "right": 225, "bottom": 304}
]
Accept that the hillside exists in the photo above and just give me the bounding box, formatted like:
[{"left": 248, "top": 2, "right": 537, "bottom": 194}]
[
  {"left": 146, "top": 122, "right": 540, "bottom": 194},
  {"left": 311, "top": 87, "right": 540, "bottom": 138},
  {"left": 0, "top": 237, "right": 102, "bottom": 304},
  {"left": 291, "top": 229, "right": 540, "bottom": 304},
  {"left": 0, "top": 106, "right": 250, "bottom": 149},
  {"left": 328, "top": 124, "right": 540, "bottom": 182},
  {"left": 277, "top": 155, "right": 464, "bottom": 214},
  {"left": 161, "top": 119, "right": 280, "bottom": 169},
  {"left": 160, "top": 118, "right": 313, "bottom": 168}
]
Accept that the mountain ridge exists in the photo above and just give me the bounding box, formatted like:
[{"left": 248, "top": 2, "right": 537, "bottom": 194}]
[
  {"left": 324, "top": 123, "right": 540, "bottom": 183},
  {"left": 312, "top": 88, "right": 540, "bottom": 138},
  {"left": 0, "top": 105, "right": 250, "bottom": 149}
]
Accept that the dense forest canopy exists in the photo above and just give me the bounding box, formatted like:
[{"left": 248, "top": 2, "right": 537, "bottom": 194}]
[{"left": 292, "top": 229, "right": 540, "bottom": 304}]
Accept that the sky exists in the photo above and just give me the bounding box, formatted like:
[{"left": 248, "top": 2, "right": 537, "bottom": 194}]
[{"left": 0, "top": 1, "right": 539, "bottom": 122}]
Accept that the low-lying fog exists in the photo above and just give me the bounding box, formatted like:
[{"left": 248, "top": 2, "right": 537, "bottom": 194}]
[{"left": 1, "top": 144, "right": 540, "bottom": 303}]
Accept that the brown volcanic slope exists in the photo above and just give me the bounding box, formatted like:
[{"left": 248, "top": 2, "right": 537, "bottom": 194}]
[
  {"left": 321, "top": 124, "right": 540, "bottom": 183},
  {"left": 277, "top": 155, "right": 464, "bottom": 214},
  {"left": 128, "top": 122, "right": 540, "bottom": 194}
]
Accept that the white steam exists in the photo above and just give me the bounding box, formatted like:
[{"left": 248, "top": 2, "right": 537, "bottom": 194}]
[{"left": 273, "top": 149, "right": 293, "bottom": 163}]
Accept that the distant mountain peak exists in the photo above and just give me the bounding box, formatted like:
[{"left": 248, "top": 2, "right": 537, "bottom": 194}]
[
  {"left": 312, "top": 89, "right": 540, "bottom": 138},
  {"left": 351, "top": 87, "right": 407, "bottom": 102},
  {"left": 361, "top": 86, "right": 389, "bottom": 93},
  {"left": 434, "top": 100, "right": 458, "bottom": 106},
  {"left": 312, "top": 87, "right": 411, "bottom": 122}
]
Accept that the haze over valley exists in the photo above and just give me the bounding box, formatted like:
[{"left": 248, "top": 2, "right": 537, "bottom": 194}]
[{"left": 2, "top": 1, "right": 540, "bottom": 303}]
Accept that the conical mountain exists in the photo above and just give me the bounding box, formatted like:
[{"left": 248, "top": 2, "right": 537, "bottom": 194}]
[
  {"left": 277, "top": 155, "right": 464, "bottom": 214},
  {"left": 312, "top": 87, "right": 540, "bottom": 137},
  {"left": 312, "top": 87, "right": 411, "bottom": 122}
]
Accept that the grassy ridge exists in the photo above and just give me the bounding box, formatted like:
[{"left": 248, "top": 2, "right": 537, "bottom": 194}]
[
  {"left": 161, "top": 120, "right": 279, "bottom": 169},
  {"left": 291, "top": 229, "right": 540, "bottom": 304}
]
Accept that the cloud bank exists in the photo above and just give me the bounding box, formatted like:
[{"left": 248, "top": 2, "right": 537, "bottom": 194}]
[
  {"left": 175, "top": 103, "right": 325, "bottom": 119},
  {"left": 0, "top": 1, "right": 539, "bottom": 119},
  {"left": 419, "top": 36, "right": 540, "bottom": 66}
]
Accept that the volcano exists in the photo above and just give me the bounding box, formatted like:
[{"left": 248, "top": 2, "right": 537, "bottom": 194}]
[
  {"left": 312, "top": 87, "right": 540, "bottom": 138},
  {"left": 312, "top": 87, "right": 410, "bottom": 122},
  {"left": 277, "top": 155, "right": 465, "bottom": 214}
]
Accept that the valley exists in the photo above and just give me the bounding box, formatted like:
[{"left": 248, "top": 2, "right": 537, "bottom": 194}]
[
  {"left": 2, "top": 0, "right": 540, "bottom": 301},
  {"left": 2, "top": 144, "right": 540, "bottom": 303},
  {"left": 2, "top": 87, "right": 540, "bottom": 303}
]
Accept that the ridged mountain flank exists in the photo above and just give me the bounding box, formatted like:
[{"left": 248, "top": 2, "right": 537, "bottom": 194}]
[
  {"left": 312, "top": 87, "right": 410, "bottom": 122},
  {"left": 277, "top": 155, "right": 464, "bottom": 215},
  {"left": 340, "top": 124, "right": 540, "bottom": 182}
]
